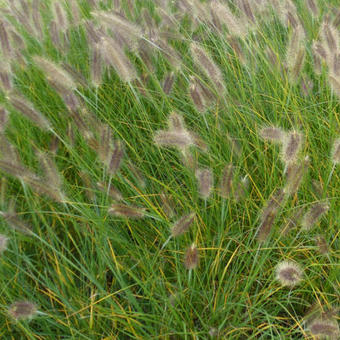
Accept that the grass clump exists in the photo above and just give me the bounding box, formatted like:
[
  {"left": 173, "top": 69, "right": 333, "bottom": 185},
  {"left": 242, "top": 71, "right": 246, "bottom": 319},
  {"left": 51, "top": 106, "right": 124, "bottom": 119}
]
[{"left": 0, "top": 0, "right": 338, "bottom": 339}]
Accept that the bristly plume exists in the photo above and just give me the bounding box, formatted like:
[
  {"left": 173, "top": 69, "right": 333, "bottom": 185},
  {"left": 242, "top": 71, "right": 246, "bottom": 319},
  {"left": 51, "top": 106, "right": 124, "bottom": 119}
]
[
  {"left": 9, "top": 94, "right": 51, "bottom": 131},
  {"left": 108, "top": 140, "right": 124, "bottom": 176},
  {"left": 306, "top": 0, "right": 319, "bottom": 18},
  {"left": 259, "top": 126, "right": 285, "bottom": 143},
  {"left": 92, "top": 11, "right": 142, "bottom": 40},
  {"left": 99, "top": 36, "right": 137, "bottom": 82},
  {"left": 281, "top": 207, "right": 304, "bottom": 235},
  {"left": 256, "top": 188, "right": 285, "bottom": 241},
  {"left": 238, "top": 0, "right": 256, "bottom": 24},
  {"left": 189, "top": 77, "right": 215, "bottom": 112},
  {"left": 191, "top": 42, "right": 225, "bottom": 92},
  {"left": 234, "top": 175, "right": 249, "bottom": 202},
  {"left": 334, "top": 9, "right": 340, "bottom": 28},
  {"left": 210, "top": 0, "right": 247, "bottom": 38},
  {"left": 0, "top": 201, "right": 32, "bottom": 235},
  {"left": 301, "top": 202, "right": 329, "bottom": 231},
  {"left": 78, "top": 171, "right": 96, "bottom": 201},
  {"left": 189, "top": 81, "right": 205, "bottom": 113},
  {"left": 0, "top": 234, "right": 8, "bottom": 253},
  {"left": 171, "top": 212, "right": 195, "bottom": 238},
  {"left": 108, "top": 203, "right": 145, "bottom": 219},
  {"left": 0, "top": 61, "right": 12, "bottom": 93},
  {"left": 275, "top": 261, "right": 303, "bottom": 287},
  {"left": 190, "top": 132, "right": 208, "bottom": 152},
  {"left": 154, "top": 130, "right": 194, "bottom": 150},
  {"left": 8, "top": 301, "right": 37, "bottom": 321},
  {"left": 331, "top": 138, "right": 340, "bottom": 164},
  {"left": 167, "top": 112, "right": 185, "bottom": 132},
  {"left": 36, "top": 151, "right": 62, "bottom": 190},
  {"left": 162, "top": 72, "right": 175, "bottom": 95},
  {"left": 286, "top": 25, "right": 306, "bottom": 82},
  {"left": 315, "top": 235, "right": 328, "bottom": 255},
  {"left": 321, "top": 22, "right": 339, "bottom": 55},
  {"left": 22, "top": 175, "right": 66, "bottom": 202},
  {"left": 53, "top": 1, "right": 68, "bottom": 33},
  {"left": 33, "top": 56, "right": 76, "bottom": 93},
  {"left": 0, "top": 19, "right": 11, "bottom": 59},
  {"left": 227, "top": 35, "right": 246, "bottom": 65},
  {"left": 307, "top": 318, "right": 340, "bottom": 339},
  {"left": 155, "top": 38, "right": 182, "bottom": 70},
  {"left": 281, "top": 131, "right": 303, "bottom": 164},
  {"left": 160, "top": 192, "right": 176, "bottom": 218},
  {"left": 90, "top": 45, "right": 102, "bottom": 87},
  {"left": 184, "top": 243, "right": 199, "bottom": 270},
  {"left": 219, "top": 164, "right": 234, "bottom": 199},
  {"left": 32, "top": 0, "right": 43, "bottom": 40},
  {"left": 0, "top": 107, "right": 9, "bottom": 132},
  {"left": 284, "top": 157, "right": 309, "bottom": 195},
  {"left": 196, "top": 168, "right": 213, "bottom": 200}
]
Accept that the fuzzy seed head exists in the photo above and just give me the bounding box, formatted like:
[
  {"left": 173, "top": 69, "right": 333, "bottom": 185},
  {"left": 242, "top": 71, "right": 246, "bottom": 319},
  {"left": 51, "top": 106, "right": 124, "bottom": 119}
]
[
  {"left": 259, "top": 126, "right": 285, "bottom": 143},
  {"left": 108, "top": 140, "right": 124, "bottom": 175},
  {"left": 331, "top": 138, "right": 340, "bottom": 164},
  {"left": 9, "top": 95, "right": 51, "bottom": 131},
  {"left": 196, "top": 168, "right": 213, "bottom": 200},
  {"left": 306, "top": 0, "right": 319, "bottom": 17},
  {"left": 167, "top": 112, "right": 185, "bottom": 132},
  {"left": 99, "top": 36, "right": 137, "bottom": 82},
  {"left": 184, "top": 243, "right": 199, "bottom": 270},
  {"left": 162, "top": 72, "right": 175, "bottom": 95},
  {"left": 257, "top": 189, "right": 285, "bottom": 241},
  {"left": 33, "top": 56, "right": 76, "bottom": 92},
  {"left": 8, "top": 301, "right": 37, "bottom": 321},
  {"left": 160, "top": 192, "right": 175, "bottom": 218},
  {"left": 275, "top": 261, "right": 303, "bottom": 287},
  {"left": 191, "top": 42, "right": 224, "bottom": 92},
  {"left": 281, "top": 207, "right": 305, "bottom": 235},
  {"left": 315, "top": 235, "right": 329, "bottom": 255},
  {"left": 322, "top": 22, "right": 339, "bottom": 54},
  {"left": 282, "top": 131, "right": 303, "bottom": 163},
  {"left": 301, "top": 202, "right": 329, "bottom": 231},
  {"left": 0, "top": 234, "right": 8, "bottom": 253},
  {"left": 210, "top": 0, "right": 247, "bottom": 38},
  {"left": 171, "top": 212, "right": 195, "bottom": 237},
  {"left": 108, "top": 204, "right": 145, "bottom": 219},
  {"left": 154, "top": 130, "right": 193, "bottom": 149},
  {"left": 219, "top": 164, "right": 234, "bottom": 198},
  {"left": 284, "top": 157, "right": 309, "bottom": 195},
  {"left": 308, "top": 318, "right": 340, "bottom": 338}
]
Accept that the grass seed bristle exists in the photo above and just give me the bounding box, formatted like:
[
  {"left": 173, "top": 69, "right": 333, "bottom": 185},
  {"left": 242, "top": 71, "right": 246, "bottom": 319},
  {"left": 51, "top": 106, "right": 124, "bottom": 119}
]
[
  {"left": 191, "top": 42, "right": 225, "bottom": 92},
  {"left": 281, "top": 131, "right": 303, "bottom": 163},
  {"left": 275, "top": 261, "right": 303, "bottom": 287},
  {"left": 331, "top": 138, "right": 340, "bottom": 164},
  {"left": 184, "top": 243, "right": 199, "bottom": 270},
  {"left": 0, "top": 234, "right": 8, "bottom": 253},
  {"left": 8, "top": 301, "right": 37, "bottom": 320},
  {"left": 108, "top": 203, "right": 145, "bottom": 219},
  {"left": 9, "top": 94, "right": 51, "bottom": 131},
  {"left": 33, "top": 56, "right": 76, "bottom": 92},
  {"left": 301, "top": 202, "right": 329, "bottom": 230},
  {"left": 154, "top": 130, "right": 193, "bottom": 149},
  {"left": 195, "top": 168, "right": 213, "bottom": 200},
  {"left": 171, "top": 212, "right": 195, "bottom": 237},
  {"left": 219, "top": 164, "right": 234, "bottom": 199},
  {"left": 108, "top": 140, "right": 124, "bottom": 176},
  {"left": 99, "top": 36, "right": 137, "bottom": 82}
]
